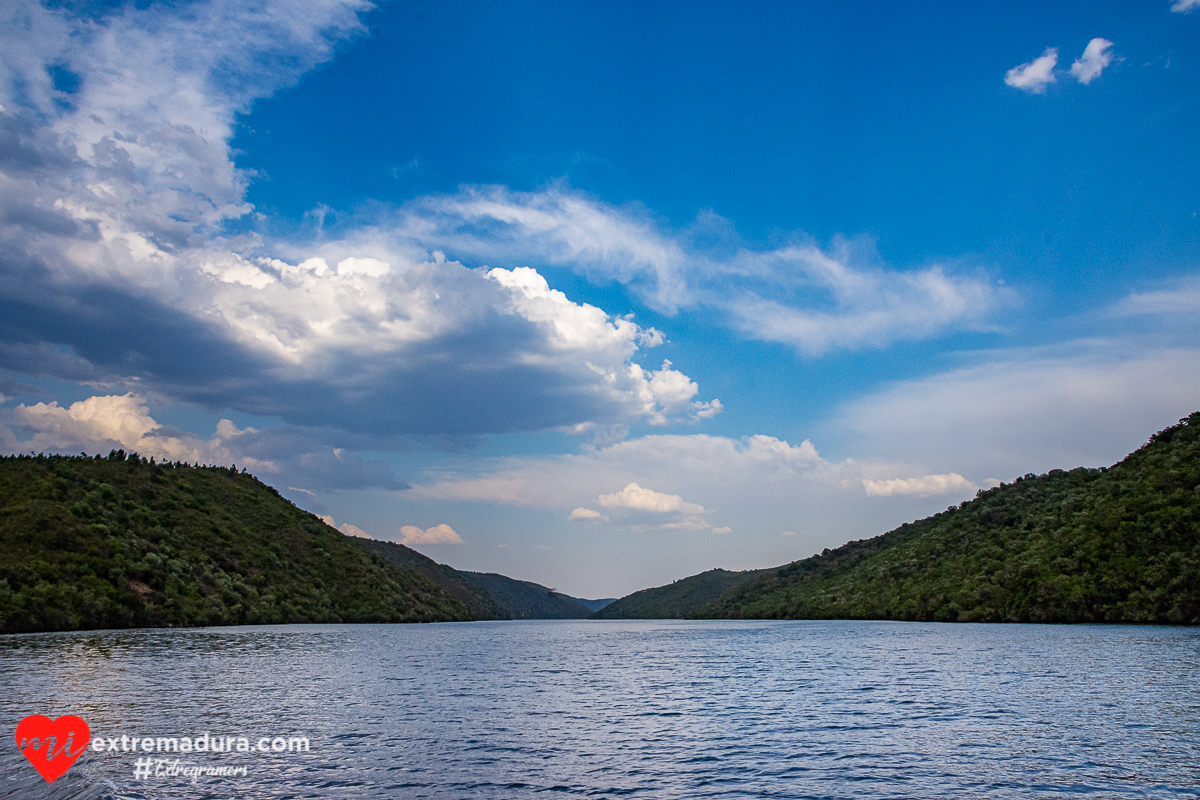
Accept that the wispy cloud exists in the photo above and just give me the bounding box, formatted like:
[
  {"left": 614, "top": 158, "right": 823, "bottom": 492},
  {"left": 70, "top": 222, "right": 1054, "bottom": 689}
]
[
  {"left": 1171, "top": 0, "right": 1200, "bottom": 13},
  {"left": 394, "top": 187, "right": 1003, "bottom": 356},
  {"left": 1005, "top": 48, "right": 1058, "bottom": 93},
  {"left": 1110, "top": 278, "right": 1200, "bottom": 317},
  {"left": 829, "top": 345, "right": 1200, "bottom": 481},
  {"left": 1070, "top": 38, "right": 1114, "bottom": 85}
]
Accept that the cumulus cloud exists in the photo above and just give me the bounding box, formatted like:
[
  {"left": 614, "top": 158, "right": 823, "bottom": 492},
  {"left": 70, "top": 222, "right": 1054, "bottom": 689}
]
[
  {"left": 598, "top": 482, "right": 703, "bottom": 513},
  {"left": 0, "top": 0, "right": 716, "bottom": 447},
  {"left": 0, "top": 0, "right": 1005, "bottom": 461},
  {"left": 0, "top": 392, "right": 405, "bottom": 490},
  {"left": 397, "top": 524, "right": 463, "bottom": 545},
  {"left": 1, "top": 392, "right": 271, "bottom": 467},
  {"left": 318, "top": 514, "right": 371, "bottom": 539},
  {"left": 594, "top": 481, "right": 708, "bottom": 530},
  {"left": 569, "top": 507, "right": 608, "bottom": 522},
  {"left": 862, "top": 473, "right": 977, "bottom": 497},
  {"left": 1070, "top": 38, "right": 1114, "bottom": 85},
  {"left": 1005, "top": 48, "right": 1058, "bottom": 93}
]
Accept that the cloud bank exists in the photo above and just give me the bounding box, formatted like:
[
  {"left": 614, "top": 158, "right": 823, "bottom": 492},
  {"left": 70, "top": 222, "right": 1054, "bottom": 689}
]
[
  {"left": 0, "top": 0, "right": 1006, "bottom": 472},
  {"left": 0, "top": 0, "right": 716, "bottom": 451}
]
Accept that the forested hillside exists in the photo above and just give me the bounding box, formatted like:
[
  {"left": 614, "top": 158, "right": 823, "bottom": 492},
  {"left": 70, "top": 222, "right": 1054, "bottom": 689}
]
[
  {"left": 458, "top": 571, "right": 594, "bottom": 619},
  {"left": 594, "top": 568, "right": 774, "bottom": 619},
  {"left": 698, "top": 413, "right": 1200, "bottom": 624},
  {"left": 360, "top": 538, "right": 509, "bottom": 620},
  {"left": 0, "top": 452, "right": 470, "bottom": 633}
]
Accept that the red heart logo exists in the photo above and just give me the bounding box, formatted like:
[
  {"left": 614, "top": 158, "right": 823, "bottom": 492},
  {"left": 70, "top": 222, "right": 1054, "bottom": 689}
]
[{"left": 15, "top": 714, "right": 91, "bottom": 784}]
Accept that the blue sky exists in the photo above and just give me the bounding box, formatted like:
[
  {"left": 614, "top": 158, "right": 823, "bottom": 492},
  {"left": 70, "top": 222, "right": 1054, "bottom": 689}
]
[{"left": 2, "top": 0, "right": 1199, "bottom": 597}]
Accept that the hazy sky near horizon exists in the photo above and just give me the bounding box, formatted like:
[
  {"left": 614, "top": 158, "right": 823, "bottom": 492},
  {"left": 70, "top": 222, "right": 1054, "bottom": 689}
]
[{"left": 2, "top": 0, "right": 1199, "bottom": 597}]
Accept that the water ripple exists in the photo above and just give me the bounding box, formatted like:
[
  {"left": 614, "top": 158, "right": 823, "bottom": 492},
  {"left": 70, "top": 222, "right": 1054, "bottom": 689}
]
[{"left": 1, "top": 621, "right": 1197, "bottom": 799}]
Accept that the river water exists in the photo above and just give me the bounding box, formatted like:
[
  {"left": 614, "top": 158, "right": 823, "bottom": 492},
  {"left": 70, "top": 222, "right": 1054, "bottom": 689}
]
[{"left": 1, "top": 620, "right": 1197, "bottom": 799}]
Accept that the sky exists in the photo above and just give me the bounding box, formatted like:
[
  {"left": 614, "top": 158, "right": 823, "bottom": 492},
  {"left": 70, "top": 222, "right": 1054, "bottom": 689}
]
[{"left": 2, "top": 0, "right": 1199, "bottom": 599}]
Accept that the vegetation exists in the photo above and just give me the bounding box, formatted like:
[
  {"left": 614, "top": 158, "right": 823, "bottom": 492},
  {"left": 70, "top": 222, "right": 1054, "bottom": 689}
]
[
  {"left": 0, "top": 452, "right": 471, "bottom": 633},
  {"left": 360, "top": 538, "right": 509, "bottom": 620},
  {"left": 572, "top": 597, "right": 617, "bottom": 613},
  {"left": 697, "top": 413, "right": 1200, "bottom": 624},
  {"left": 594, "top": 568, "right": 774, "bottom": 619},
  {"left": 457, "top": 571, "right": 594, "bottom": 619}
]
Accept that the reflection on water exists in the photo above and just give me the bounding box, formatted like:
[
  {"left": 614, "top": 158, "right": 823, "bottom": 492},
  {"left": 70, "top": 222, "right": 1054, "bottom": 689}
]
[{"left": 1, "top": 620, "right": 1197, "bottom": 799}]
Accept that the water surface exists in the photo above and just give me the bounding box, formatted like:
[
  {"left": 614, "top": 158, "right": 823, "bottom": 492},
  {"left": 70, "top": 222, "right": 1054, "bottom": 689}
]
[{"left": 1, "top": 620, "right": 1197, "bottom": 798}]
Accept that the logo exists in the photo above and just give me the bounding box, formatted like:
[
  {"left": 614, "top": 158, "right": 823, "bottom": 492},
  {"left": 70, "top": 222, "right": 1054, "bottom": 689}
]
[{"left": 15, "top": 714, "right": 90, "bottom": 784}]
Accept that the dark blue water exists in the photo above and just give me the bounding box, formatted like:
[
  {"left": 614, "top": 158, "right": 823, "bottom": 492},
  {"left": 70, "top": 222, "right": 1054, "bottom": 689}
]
[{"left": 1, "top": 620, "right": 1197, "bottom": 799}]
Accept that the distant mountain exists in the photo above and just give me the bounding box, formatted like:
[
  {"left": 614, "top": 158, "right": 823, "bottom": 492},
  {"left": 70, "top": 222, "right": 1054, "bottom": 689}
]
[
  {"left": 0, "top": 452, "right": 470, "bottom": 633},
  {"left": 360, "top": 541, "right": 597, "bottom": 620},
  {"left": 457, "top": 572, "right": 594, "bottom": 619},
  {"left": 572, "top": 597, "right": 617, "bottom": 612},
  {"left": 697, "top": 413, "right": 1200, "bottom": 624},
  {"left": 593, "top": 568, "right": 775, "bottom": 619}
]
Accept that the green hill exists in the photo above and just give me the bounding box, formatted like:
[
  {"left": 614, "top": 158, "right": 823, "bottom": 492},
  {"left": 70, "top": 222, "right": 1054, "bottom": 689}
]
[
  {"left": 457, "top": 571, "right": 594, "bottom": 619},
  {"left": 0, "top": 452, "right": 471, "bottom": 633},
  {"left": 571, "top": 596, "right": 617, "bottom": 612},
  {"left": 594, "top": 568, "right": 774, "bottom": 619},
  {"left": 360, "top": 540, "right": 596, "bottom": 619},
  {"left": 359, "top": 538, "right": 509, "bottom": 620},
  {"left": 697, "top": 413, "right": 1200, "bottom": 624}
]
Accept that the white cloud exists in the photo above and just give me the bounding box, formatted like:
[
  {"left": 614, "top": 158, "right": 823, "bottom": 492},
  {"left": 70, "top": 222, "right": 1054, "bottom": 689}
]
[
  {"left": 711, "top": 526, "right": 732, "bottom": 535},
  {"left": 569, "top": 507, "right": 608, "bottom": 522},
  {"left": 862, "top": 473, "right": 977, "bottom": 497},
  {"left": 398, "top": 188, "right": 1002, "bottom": 357},
  {"left": 1005, "top": 48, "right": 1058, "bottom": 93},
  {"left": 1110, "top": 278, "right": 1200, "bottom": 316},
  {"left": 318, "top": 515, "right": 371, "bottom": 539},
  {"left": 1, "top": 393, "right": 274, "bottom": 470},
  {"left": 1070, "top": 38, "right": 1114, "bottom": 84},
  {"left": 0, "top": 1, "right": 715, "bottom": 442},
  {"left": 411, "top": 433, "right": 831, "bottom": 509},
  {"left": 1171, "top": 0, "right": 1200, "bottom": 12},
  {"left": 397, "top": 523, "right": 464, "bottom": 545},
  {"left": 0, "top": 392, "right": 404, "bottom": 490},
  {"left": 0, "top": 0, "right": 1002, "bottom": 457},
  {"left": 406, "top": 431, "right": 931, "bottom": 544},
  {"left": 829, "top": 345, "right": 1200, "bottom": 481},
  {"left": 598, "top": 482, "right": 704, "bottom": 514}
]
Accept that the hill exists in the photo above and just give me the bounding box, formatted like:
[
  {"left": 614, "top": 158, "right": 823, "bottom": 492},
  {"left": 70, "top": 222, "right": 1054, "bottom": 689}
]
[
  {"left": 0, "top": 452, "right": 471, "bottom": 633},
  {"left": 594, "top": 568, "right": 774, "bottom": 619},
  {"left": 572, "top": 597, "right": 617, "bottom": 612},
  {"left": 359, "top": 538, "right": 509, "bottom": 620},
  {"left": 457, "top": 571, "right": 594, "bottom": 619},
  {"left": 698, "top": 413, "right": 1200, "bottom": 624},
  {"left": 360, "top": 540, "right": 597, "bottom": 619}
]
